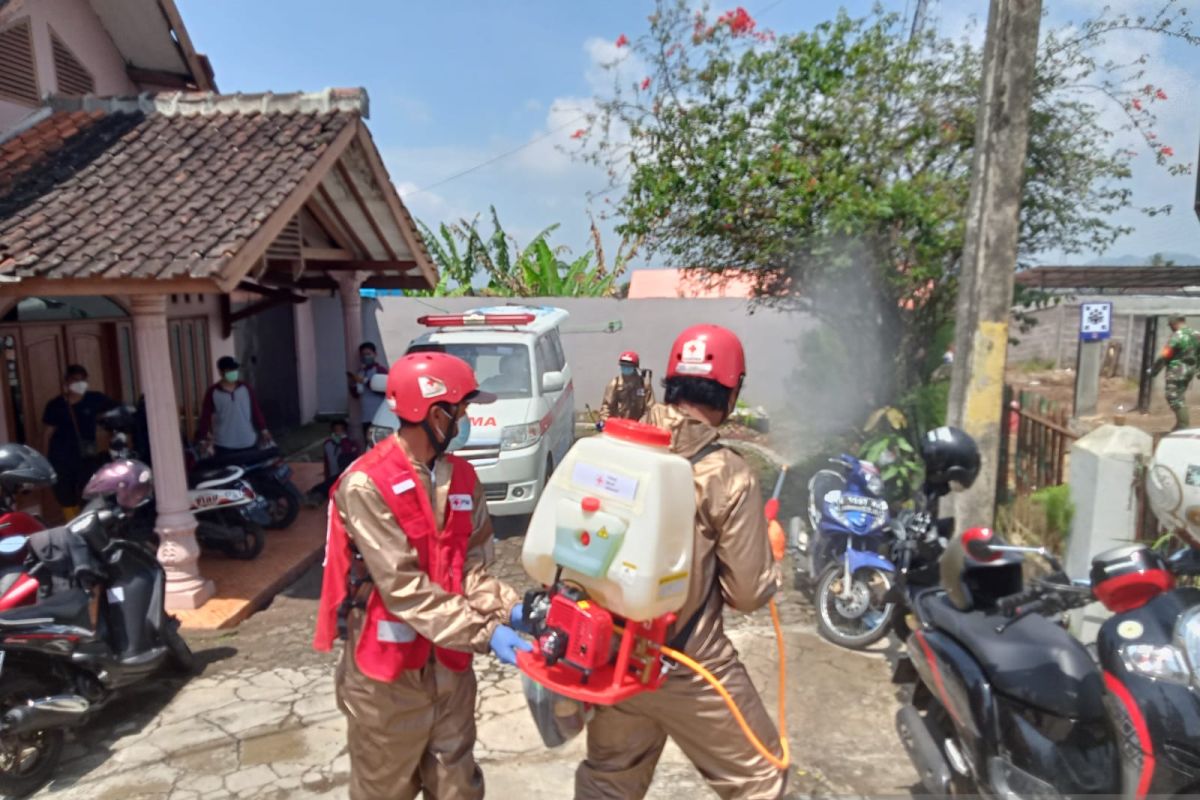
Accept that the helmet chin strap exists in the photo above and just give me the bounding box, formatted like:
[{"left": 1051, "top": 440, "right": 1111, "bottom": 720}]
[{"left": 422, "top": 405, "right": 458, "bottom": 457}]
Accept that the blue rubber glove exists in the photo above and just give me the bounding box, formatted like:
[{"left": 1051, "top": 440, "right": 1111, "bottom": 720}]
[
  {"left": 490, "top": 625, "right": 532, "bottom": 666},
  {"left": 510, "top": 603, "right": 527, "bottom": 632}
]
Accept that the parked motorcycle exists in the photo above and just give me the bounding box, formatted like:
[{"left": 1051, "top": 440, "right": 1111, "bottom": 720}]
[
  {"left": 140, "top": 458, "right": 268, "bottom": 560},
  {"left": 0, "top": 460, "right": 194, "bottom": 798},
  {"left": 99, "top": 408, "right": 268, "bottom": 560},
  {"left": 192, "top": 446, "right": 301, "bottom": 530},
  {"left": 894, "top": 526, "right": 1200, "bottom": 798},
  {"left": 794, "top": 453, "right": 898, "bottom": 648},
  {"left": 0, "top": 445, "right": 55, "bottom": 612}
]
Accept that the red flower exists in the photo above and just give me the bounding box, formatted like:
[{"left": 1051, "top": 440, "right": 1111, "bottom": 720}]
[
  {"left": 1148, "top": 131, "right": 1157, "bottom": 140},
  {"left": 570, "top": 129, "right": 587, "bottom": 140},
  {"left": 640, "top": 77, "right": 652, "bottom": 91},
  {"left": 1131, "top": 98, "right": 1143, "bottom": 111},
  {"left": 717, "top": 7, "right": 757, "bottom": 36},
  {"left": 1162, "top": 146, "right": 1175, "bottom": 157},
  {"left": 1156, "top": 88, "right": 1168, "bottom": 100},
  {"left": 615, "top": 33, "right": 629, "bottom": 48}
]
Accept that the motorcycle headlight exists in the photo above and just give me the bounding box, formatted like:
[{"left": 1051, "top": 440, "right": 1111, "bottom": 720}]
[
  {"left": 501, "top": 423, "right": 542, "bottom": 451},
  {"left": 866, "top": 473, "right": 886, "bottom": 499},
  {"left": 1120, "top": 643, "right": 1191, "bottom": 685},
  {"left": 1176, "top": 606, "right": 1200, "bottom": 683}
]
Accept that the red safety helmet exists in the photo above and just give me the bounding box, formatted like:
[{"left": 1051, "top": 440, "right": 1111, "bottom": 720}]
[
  {"left": 386, "top": 352, "right": 495, "bottom": 423},
  {"left": 619, "top": 351, "right": 640, "bottom": 367},
  {"left": 666, "top": 324, "right": 745, "bottom": 389}
]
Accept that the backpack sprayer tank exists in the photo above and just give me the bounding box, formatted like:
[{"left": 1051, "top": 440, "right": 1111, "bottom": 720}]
[{"left": 518, "top": 418, "right": 696, "bottom": 704}]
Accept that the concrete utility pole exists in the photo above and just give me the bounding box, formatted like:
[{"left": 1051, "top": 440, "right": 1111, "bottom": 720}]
[{"left": 947, "top": 0, "right": 1043, "bottom": 529}]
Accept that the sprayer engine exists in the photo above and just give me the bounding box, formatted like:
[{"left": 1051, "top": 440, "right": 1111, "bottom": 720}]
[{"left": 519, "top": 584, "right": 676, "bottom": 705}]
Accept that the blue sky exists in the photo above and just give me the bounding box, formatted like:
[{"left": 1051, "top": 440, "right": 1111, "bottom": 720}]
[{"left": 179, "top": 0, "right": 1200, "bottom": 267}]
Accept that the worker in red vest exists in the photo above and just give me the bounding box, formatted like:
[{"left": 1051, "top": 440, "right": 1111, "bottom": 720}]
[{"left": 314, "top": 352, "right": 529, "bottom": 800}]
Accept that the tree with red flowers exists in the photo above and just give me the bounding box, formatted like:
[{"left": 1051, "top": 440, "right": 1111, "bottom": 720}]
[{"left": 573, "top": 0, "right": 1198, "bottom": 422}]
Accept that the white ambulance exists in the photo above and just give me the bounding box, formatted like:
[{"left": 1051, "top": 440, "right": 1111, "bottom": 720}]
[{"left": 367, "top": 306, "right": 575, "bottom": 517}]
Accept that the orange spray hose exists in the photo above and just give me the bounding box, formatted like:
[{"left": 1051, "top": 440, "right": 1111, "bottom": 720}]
[{"left": 657, "top": 597, "right": 790, "bottom": 771}]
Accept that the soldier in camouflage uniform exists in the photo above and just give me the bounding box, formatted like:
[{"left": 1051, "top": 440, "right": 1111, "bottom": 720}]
[{"left": 1150, "top": 314, "right": 1200, "bottom": 431}]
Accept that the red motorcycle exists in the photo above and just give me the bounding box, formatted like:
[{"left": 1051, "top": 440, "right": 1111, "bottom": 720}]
[{"left": 0, "top": 444, "right": 57, "bottom": 610}]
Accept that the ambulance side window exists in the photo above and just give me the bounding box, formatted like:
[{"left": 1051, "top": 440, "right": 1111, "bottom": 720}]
[
  {"left": 546, "top": 331, "right": 567, "bottom": 372},
  {"left": 535, "top": 336, "right": 554, "bottom": 379}
]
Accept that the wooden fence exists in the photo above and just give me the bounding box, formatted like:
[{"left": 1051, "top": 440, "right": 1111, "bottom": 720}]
[
  {"left": 997, "top": 386, "right": 1079, "bottom": 543},
  {"left": 998, "top": 386, "right": 1077, "bottom": 500}
]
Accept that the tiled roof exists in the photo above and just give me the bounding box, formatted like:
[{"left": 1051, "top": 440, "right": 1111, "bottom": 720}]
[{"left": 0, "top": 90, "right": 366, "bottom": 284}]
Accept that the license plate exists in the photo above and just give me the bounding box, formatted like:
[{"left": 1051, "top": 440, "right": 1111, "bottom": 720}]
[{"left": 840, "top": 494, "right": 878, "bottom": 509}]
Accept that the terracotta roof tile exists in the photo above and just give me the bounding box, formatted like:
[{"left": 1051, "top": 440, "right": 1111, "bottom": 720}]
[{"left": 0, "top": 100, "right": 356, "bottom": 282}]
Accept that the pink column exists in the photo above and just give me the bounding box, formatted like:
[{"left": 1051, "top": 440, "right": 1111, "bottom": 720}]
[
  {"left": 335, "top": 273, "right": 366, "bottom": 442},
  {"left": 130, "top": 295, "right": 214, "bottom": 609}
]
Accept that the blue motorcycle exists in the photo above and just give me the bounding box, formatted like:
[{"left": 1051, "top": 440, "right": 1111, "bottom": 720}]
[{"left": 795, "top": 454, "right": 899, "bottom": 649}]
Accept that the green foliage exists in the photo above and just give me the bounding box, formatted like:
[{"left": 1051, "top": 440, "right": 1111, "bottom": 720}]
[
  {"left": 578, "top": 1, "right": 1197, "bottom": 397},
  {"left": 859, "top": 406, "right": 922, "bottom": 504},
  {"left": 416, "top": 208, "right": 637, "bottom": 298},
  {"left": 1031, "top": 484, "right": 1075, "bottom": 549}
]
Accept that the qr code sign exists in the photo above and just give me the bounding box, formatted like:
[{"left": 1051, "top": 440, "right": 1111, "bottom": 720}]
[{"left": 1080, "top": 302, "right": 1112, "bottom": 341}]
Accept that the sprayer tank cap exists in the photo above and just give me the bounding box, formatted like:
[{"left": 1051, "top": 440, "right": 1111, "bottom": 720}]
[{"left": 602, "top": 418, "right": 672, "bottom": 448}]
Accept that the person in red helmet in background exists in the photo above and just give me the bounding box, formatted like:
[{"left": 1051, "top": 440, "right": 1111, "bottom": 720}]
[
  {"left": 575, "top": 324, "right": 787, "bottom": 799},
  {"left": 597, "top": 350, "right": 655, "bottom": 428},
  {"left": 314, "top": 352, "right": 529, "bottom": 800}
]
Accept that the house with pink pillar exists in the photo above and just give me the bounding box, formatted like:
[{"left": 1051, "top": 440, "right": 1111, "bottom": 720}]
[{"left": 0, "top": 0, "right": 438, "bottom": 611}]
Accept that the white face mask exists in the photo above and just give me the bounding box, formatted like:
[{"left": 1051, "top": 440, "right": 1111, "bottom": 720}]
[{"left": 68, "top": 381, "right": 88, "bottom": 395}]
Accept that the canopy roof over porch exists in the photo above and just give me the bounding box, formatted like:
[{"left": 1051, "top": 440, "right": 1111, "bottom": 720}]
[{"left": 0, "top": 88, "right": 437, "bottom": 297}]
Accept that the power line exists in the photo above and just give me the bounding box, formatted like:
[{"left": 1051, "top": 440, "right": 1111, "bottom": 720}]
[{"left": 406, "top": 112, "right": 588, "bottom": 196}]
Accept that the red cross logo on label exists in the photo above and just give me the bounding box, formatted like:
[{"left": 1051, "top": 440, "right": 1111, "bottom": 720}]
[
  {"left": 418, "top": 376, "right": 447, "bottom": 399},
  {"left": 682, "top": 339, "right": 706, "bottom": 363}
]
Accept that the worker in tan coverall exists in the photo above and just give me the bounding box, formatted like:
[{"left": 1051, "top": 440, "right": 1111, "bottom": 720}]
[
  {"left": 597, "top": 350, "right": 655, "bottom": 427},
  {"left": 314, "top": 353, "right": 529, "bottom": 800},
  {"left": 576, "top": 324, "right": 787, "bottom": 800}
]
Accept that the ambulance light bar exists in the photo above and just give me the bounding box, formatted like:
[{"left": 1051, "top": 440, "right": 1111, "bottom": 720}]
[{"left": 417, "top": 313, "right": 536, "bottom": 328}]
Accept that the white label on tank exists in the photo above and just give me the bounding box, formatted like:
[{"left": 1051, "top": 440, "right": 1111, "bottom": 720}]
[
  {"left": 572, "top": 462, "right": 639, "bottom": 502},
  {"left": 657, "top": 572, "right": 688, "bottom": 599},
  {"left": 106, "top": 587, "right": 125, "bottom": 605}
]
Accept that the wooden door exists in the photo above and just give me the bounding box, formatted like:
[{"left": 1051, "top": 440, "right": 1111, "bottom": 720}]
[
  {"left": 65, "top": 323, "right": 119, "bottom": 400},
  {"left": 21, "top": 325, "right": 66, "bottom": 452}
]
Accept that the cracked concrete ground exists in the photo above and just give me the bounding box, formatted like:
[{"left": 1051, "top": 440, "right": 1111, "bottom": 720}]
[{"left": 29, "top": 539, "right": 918, "bottom": 799}]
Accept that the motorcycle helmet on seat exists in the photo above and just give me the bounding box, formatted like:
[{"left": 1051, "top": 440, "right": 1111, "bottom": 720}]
[
  {"left": 83, "top": 460, "right": 154, "bottom": 510},
  {"left": 0, "top": 444, "right": 56, "bottom": 493}
]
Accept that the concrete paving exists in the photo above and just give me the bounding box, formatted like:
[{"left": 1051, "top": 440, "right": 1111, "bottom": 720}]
[{"left": 30, "top": 542, "right": 919, "bottom": 799}]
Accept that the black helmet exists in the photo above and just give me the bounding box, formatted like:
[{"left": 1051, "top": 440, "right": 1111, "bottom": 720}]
[
  {"left": 920, "top": 426, "right": 980, "bottom": 492},
  {"left": 0, "top": 444, "right": 56, "bottom": 492}
]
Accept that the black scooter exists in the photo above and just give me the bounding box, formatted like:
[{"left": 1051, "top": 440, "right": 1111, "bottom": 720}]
[
  {"left": 894, "top": 527, "right": 1200, "bottom": 798},
  {"left": 0, "top": 502, "right": 194, "bottom": 797}
]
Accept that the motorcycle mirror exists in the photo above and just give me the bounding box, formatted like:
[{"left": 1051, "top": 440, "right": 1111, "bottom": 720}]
[
  {"left": 0, "top": 535, "right": 27, "bottom": 556},
  {"left": 962, "top": 527, "right": 1001, "bottom": 562}
]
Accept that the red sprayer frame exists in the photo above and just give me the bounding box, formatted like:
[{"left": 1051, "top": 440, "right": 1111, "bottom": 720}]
[{"left": 517, "top": 605, "right": 677, "bottom": 705}]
